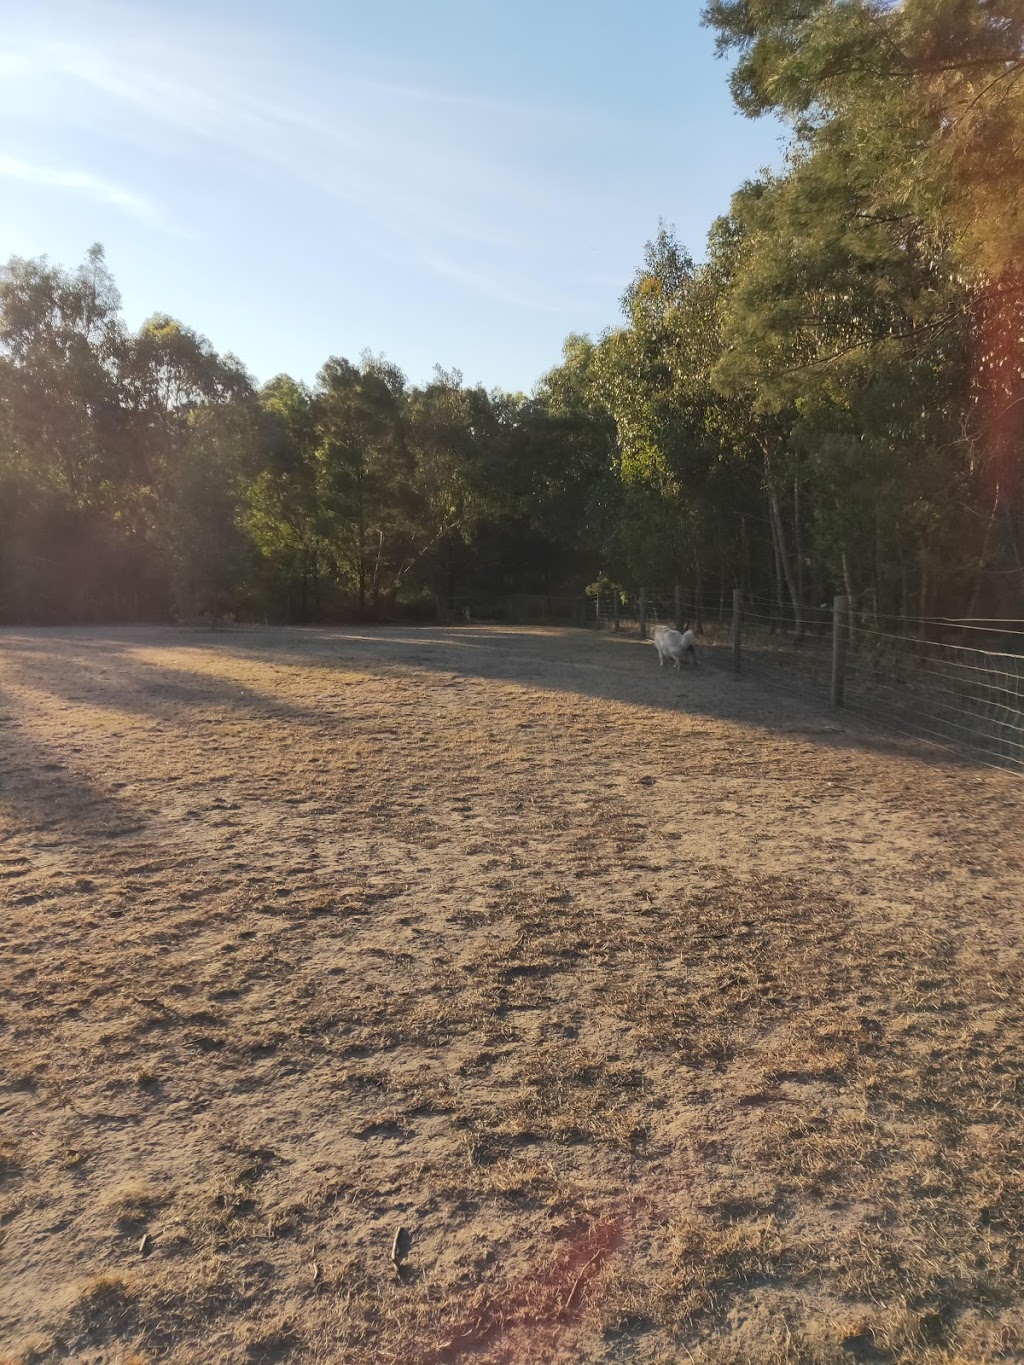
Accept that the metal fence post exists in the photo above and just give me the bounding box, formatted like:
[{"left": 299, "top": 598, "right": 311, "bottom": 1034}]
[
  {"left": 732, "top": 588, "right": 742, "bottom": 674},
  {"left": 674, "top": 583, "right": 684, "bottom": 632},
  {"left": 832, "top": 595, "right": 848, "bottom": 707},
  {"left": 639, "top": 587, "right": 647, "bottom": 640}
]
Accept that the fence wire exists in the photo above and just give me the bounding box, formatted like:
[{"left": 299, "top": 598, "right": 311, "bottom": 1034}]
[
  {"left": 594, "top": 587, "right": 1024, "bottom": 773},
  {"left": 445, "top": 593, "right": 589, "bottom": 626},
  {"left": 843, "top": 626, "right": 1024, "bottom": 770}
]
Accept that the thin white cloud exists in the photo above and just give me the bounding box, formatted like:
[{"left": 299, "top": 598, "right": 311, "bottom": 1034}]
[
  {"left": 363, "top": 77, "right": 583, "bottom": 126},
  {"left": 0, "top": 152, "right": 172, "bottom": 230},
  {"left": 0, "top": 6, "right": 616, "bottom": 307},
  {"left": 415, "top": 249, "right": 571, "bottom": 314}
]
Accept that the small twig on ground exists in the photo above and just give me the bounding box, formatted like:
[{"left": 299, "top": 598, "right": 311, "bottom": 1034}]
[
  {"left": 564, "top": 1249, "right": 604, "bottom": 1313},
  {"left": 391, "top": 1226, "right": 409, "bottom": 1278}
]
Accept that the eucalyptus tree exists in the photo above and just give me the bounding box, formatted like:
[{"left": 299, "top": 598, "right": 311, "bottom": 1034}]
[
  {"left": 243, "top": 376, "right": 324, "bottom": 617},
  {"left": 313, "top": 354, "right": 411, "bottom": 611},
  {"left": 703, "top": 0, "right": 1024, "bottom": 616}
]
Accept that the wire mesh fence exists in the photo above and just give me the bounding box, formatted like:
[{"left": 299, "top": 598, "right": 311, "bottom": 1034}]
[
  {"left": 843, "top": 623, "right": 1024, "bottom": 770},
  {"left": 426, "top": 586, "right": 1024, "bottom": 770},
  {"left": 591, "top": 585, "right": 1024, "bottom": 773},
  {"left": 592, "top": 588, "right": 732, "bottom": 634},
  {"left": 443, "top": 593, "right": 590, "bottom": 626},
  {"left": 730, "top": 594, "right": 837, "bottom": 690}
]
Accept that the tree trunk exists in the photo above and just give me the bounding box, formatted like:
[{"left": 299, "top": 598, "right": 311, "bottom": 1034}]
[
  {"left": 896, "top": 536, "right": 909, "bottom": 636},
  {"left": 768, "top": 507, "right": 783, "bottom": 635},
  {"left": 793, "top": 477, "right": 805, "bottom": 608},
  {"left": 918, "top": 542, "right": 930, "bottom": 641},
  {"left": 872, "top": 518, "right": 882, "bottom": 625},
  {"left": 841, "top": 550, "right": 855, "bottom": 644},
  {"left": 965, "top": 486, "right": 1001, "bottom": 620},
  {"left": 356, "top": 478, "right": 367, "bottom": 613},
  {"left": 767, "top": 483, "right": 804, "bottom": 639},
  {"left": 370, "top": 528, "right": 385, "bottom": 610}
]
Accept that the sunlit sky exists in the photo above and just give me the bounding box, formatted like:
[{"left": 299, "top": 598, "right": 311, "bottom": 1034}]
[{"left": 0, "top": 0, "right": 783, "bottom": 392}]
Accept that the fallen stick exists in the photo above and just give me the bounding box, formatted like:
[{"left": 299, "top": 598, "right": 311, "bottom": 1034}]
[
  {"left": 564, "top": 1249, "right": 604, "bottom": 1313},
  {"left": 391, "top": 1226, "right": 408, "bottom": 1277}
]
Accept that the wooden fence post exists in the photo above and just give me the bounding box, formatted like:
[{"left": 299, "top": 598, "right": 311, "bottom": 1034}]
[
  {"left": 674, "top": 584, "right": 684, "bottom": 632},
  {"left": 639, "top": 588, "right": 647, "bottom": 640},
  {"left": 732, "top": 588, "right": 742, "bottom": 674},
  {"left": 612, "top": 593, "right": 619, "bottom": 631},
  {"left": 832, "top": 595, "right": 848, "bottom": 707}
]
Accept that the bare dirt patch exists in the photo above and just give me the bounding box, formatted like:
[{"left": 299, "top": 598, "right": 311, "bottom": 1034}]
[{"left": 1, "top": 624, "right": 1023, "bottom": 1364}]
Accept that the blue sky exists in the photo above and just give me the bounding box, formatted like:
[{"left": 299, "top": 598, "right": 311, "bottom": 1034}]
[{"left": 0, "top": 0, "right": 783, "bottom": 393}]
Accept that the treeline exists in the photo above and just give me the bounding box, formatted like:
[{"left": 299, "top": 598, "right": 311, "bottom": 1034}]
[
  {"left": 3, "top": 0, "right": 1024, "bottom": 627},
  {"left": 0, "top": 247, "right": 613, "bottom": 623}
]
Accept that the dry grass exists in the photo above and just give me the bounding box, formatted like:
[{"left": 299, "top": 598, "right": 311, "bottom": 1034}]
[{"left": 1, "top": 623, "right": 1023, "bottom": 1363}]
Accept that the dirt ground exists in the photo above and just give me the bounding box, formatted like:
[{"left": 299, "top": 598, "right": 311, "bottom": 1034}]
[{"left": 2, "top": 624, "right": 1024, "bottom": 1365}]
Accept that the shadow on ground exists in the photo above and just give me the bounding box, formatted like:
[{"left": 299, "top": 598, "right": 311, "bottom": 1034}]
[{"left": 0, "top": 624, "right": 995, "bottom": 776}]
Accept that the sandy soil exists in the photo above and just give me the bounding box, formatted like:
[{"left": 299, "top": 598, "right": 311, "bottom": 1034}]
[{"left": 1, "top": 624, "right": 1023, "bottom": 1365}]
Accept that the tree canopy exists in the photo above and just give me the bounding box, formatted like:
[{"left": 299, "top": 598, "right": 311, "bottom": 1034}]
[{"left": 3, "top": 9, "right": 1024, "bottom": 626}]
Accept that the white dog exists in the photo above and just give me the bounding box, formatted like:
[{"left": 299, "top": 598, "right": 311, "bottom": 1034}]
[{"left": 652, "top": 624, "right": 697, "bottom": 669}]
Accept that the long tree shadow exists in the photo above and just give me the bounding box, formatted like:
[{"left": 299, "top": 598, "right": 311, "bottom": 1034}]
[
  {"left": 0, "top": 624, "right": 1014, "bottom": 778},
  {"left": 0, "top": 631, "right": 330, "bottom": 732},
  {"left": 0, "top": 682, "right": 157, "bottom": 849},
  {"left": 196, "top": 624, "right": 1003, "bottom": 776},
  {"left": 0, "top": 633, "right": 339, "bottom": 869}
]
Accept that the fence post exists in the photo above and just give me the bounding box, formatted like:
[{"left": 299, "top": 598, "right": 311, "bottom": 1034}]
[
  {"left": 832, "top": 595, "right": 848, "bottom": 707},
  {"left": 612, "top": 593, "right": 619, "bottom": 631},
  {"left": 639, "top": 588, "right": 647, "bottom": 640},
  {"left": 674, "top": 584, "right": 684, "bottom": 632},
  {"left": 732, "top": 588, "right": 742, "bottom": 674}
]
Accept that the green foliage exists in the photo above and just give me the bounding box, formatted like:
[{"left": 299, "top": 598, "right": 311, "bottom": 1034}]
[
  {"left": 690, "top": 0, "right": 1024, "bottom": 617},
  {"left": 5, "top": 0, "right": 1024, "bottom": 645}
]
